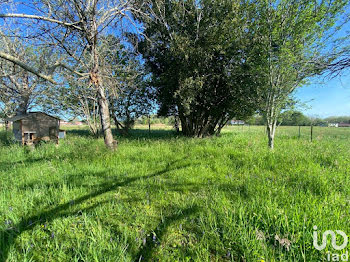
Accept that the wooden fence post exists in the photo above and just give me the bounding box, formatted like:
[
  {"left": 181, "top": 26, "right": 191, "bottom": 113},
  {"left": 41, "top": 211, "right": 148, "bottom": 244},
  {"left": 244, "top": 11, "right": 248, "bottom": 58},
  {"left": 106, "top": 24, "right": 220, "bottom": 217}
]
[
  {"left": 310, "top": 124, "right": 313, "bottom": 142},
  {"left": 148, "top": 115, "right": 151, "bottom": 134}
]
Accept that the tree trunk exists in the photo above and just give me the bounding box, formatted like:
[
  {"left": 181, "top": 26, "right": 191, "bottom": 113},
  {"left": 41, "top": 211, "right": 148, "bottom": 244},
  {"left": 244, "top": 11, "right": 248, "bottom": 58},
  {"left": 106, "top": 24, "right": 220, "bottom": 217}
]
[
  {"left": 267, "top": 122, "right": 276, "bottom": 149},
  {"left": 197, "top": 121, "right": 211, "bottom": 138},
  {"left": 16, "top": 95, "right": 30, "bottom": 115},
  {"left": 174, "top": 116, "right": 180, "bottom": 133},
  {"left": 112, "top": 114, "right": 128, "bottom": 136},
  {"left": 215, "top": 117, "right": 229, "bottom": 136},
  {"left": 178, "top": 112, "right": 225, "bottom": 138},
  {"left": 89, "top": 12, "right": 117, "bottom": 150},
  {"left": 5, "top": 121, "right": 10, "bottom": 132},
  {"left": 81, "top": 98, "right": 100, "bottom": 136},
  {"left": 148, "top": 115, "right": 151, "bottom": 134},
  {"left": 97, "top": 85, "right": 117, "bottom": 149},
  {"left": 86, "top": 116, "right": 99, "bottom": 137}
]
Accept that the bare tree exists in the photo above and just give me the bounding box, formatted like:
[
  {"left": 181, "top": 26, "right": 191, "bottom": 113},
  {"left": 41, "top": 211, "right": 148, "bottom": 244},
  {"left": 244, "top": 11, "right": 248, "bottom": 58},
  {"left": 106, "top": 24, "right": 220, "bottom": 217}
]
[
  {"left": 0, "top": 51, "right": 57, "bottom": 84},
  {"left": 0, "top": 0, "right": 151, "bottom": 149},
  {"left": 0, "top": 30, "right": 59, "bottom": 116},
  {"left": 57, "top": 78, "right": 101, "bottom": 136}
]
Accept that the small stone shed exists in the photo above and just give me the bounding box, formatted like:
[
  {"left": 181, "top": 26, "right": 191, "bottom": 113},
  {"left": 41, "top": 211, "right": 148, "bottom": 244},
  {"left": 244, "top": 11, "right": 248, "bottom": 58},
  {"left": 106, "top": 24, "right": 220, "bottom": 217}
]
[{"left": 7, "top": 112, "right": 62, "bottom": 145}]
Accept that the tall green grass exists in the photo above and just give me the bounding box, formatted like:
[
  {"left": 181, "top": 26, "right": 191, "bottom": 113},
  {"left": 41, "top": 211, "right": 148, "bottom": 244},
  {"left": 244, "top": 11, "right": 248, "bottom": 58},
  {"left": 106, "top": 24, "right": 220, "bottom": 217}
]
[{"left": 0, "top": 126, "right": 349, "bottom": 261}]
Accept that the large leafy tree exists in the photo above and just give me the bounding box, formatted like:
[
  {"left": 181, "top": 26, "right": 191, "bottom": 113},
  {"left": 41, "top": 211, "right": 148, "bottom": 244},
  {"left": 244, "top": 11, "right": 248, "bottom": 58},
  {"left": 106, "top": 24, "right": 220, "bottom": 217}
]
[{"left": 138, "top": 0, "right": 263, "bottom": 137}]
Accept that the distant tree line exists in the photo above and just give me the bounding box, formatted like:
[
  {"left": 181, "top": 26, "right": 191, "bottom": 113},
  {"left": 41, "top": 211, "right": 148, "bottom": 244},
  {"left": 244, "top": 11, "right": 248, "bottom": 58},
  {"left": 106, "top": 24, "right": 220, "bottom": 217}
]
[
  {"left": 246, "top": 111, "right": 350, "bottom": 126},
  {"left": 125, "top": 113, "right": 350, "bottom": 127}
]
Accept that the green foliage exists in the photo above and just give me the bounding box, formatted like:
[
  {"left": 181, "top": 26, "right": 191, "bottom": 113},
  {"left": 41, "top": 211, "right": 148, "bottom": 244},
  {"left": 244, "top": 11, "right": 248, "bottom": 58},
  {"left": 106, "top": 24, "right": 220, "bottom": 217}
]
[
  {"left": 0, "top": 129, "right": 13, "bottom": 146},
  {"left": 325, "top": 116, "right": 350, "bottom": 124},
  {"left": 280, "top": 111, "right": 311, "bottom": 126},
  {"left": 255, "top": 0, "right": 348, "bottom": 147},
  {"left": 246, "top": 114, "right": 265, "bottom": 126},
  {"left": 138, "top": 0, "right": 262, "bottom": 137},
  {"left": 137, "top": 115, "right": 174, "bottom": 125},
  {"left": 109, "top": 59, "right": 154, "bottom": 133},
  {"left": 98, "top": 35, "right": 155, "bottom": 134},
  {"left": 245, "top": 112, "right": 350, "bottom": 126},
  {"left": 1, "top": 126, "right": 350, "bottom": 261}
]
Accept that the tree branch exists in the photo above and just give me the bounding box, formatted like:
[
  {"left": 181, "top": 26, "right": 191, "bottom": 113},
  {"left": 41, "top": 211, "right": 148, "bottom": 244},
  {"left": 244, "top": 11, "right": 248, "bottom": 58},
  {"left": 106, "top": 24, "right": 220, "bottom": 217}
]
[
  {"left": 0, "top": 51, "right": 57, "bottom": 84},
  {"left": 0, "top": 13, "right": 83, "bottom": 30}
]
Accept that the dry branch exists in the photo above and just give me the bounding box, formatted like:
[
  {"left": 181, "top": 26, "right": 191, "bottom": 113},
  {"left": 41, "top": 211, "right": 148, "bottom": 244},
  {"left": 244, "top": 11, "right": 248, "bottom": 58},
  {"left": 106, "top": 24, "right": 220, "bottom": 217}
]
[{"left": 0, "top": 51, "right": 56, "bottom": 84}]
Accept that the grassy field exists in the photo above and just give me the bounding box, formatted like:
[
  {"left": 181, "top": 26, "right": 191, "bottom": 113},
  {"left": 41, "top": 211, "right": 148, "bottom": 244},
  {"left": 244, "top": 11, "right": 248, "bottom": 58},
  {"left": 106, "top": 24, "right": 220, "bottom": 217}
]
[{"left": 0, "top": 125, "right": 350, "bottom": 261}]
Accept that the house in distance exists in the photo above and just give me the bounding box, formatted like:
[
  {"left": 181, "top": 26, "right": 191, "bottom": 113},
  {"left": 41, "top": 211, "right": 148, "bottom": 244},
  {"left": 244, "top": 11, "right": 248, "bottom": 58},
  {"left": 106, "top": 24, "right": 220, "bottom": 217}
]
[
  {"left": 228, "top": 119, "right": 245, "bottom": 125},
  {"left": 328, "top": 122, "right": 350, "bottom": 128},
  {"left": 6, "top": 112, "right": 65, "bottom": 145}
]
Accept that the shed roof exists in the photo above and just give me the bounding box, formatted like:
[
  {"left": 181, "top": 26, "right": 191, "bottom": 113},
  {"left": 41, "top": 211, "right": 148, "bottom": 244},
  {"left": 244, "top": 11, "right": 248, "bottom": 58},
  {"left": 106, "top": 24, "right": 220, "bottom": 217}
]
[{"left": 6, "top": 112, "right": 60, "bottom": 122}]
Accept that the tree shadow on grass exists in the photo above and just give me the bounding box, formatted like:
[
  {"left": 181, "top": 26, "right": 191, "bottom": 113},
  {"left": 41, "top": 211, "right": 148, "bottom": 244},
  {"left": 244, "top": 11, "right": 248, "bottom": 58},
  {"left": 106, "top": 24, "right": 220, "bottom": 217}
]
[
  {"left": 0, "top": 154, "right": 80, "bottom": 173},
  {"left": 17, "top": 169, "right": 118, "bottom": 191},
  {"left": 0, "top": 157, "right": 47, "bottom": 173},
  {"left": 0, "top": 160, "right": 190, "bottom": 262}
]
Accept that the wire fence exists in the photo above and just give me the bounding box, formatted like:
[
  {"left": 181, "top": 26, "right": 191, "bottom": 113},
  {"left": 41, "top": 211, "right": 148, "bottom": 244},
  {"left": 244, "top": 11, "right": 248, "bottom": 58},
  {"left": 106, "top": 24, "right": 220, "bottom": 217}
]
[
  {"left": 223, "top": 125, "right": 350, "bottom": 141},
  {"left": 2, "top": 122, "right": 349, "bottom": 142}
]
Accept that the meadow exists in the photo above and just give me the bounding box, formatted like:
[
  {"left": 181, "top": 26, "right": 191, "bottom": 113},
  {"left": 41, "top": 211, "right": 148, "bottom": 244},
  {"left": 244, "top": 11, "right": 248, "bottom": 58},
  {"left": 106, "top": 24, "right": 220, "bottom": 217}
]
[{"left": 0, "top": 125, "right": 350, "bottom": 261}]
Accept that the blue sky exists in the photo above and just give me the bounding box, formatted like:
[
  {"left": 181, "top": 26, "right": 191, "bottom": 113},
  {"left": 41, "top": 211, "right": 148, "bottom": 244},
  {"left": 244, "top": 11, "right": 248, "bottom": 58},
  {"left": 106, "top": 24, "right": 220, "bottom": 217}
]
[
  {"left": 295, "top": 73, "right": 350, "bottom": 117},
  {"left": 293, "top": 2, "right": 350, "bottom": 118},
  {"left": 2, "top": 1, "right": 350, "bottom": 118}
]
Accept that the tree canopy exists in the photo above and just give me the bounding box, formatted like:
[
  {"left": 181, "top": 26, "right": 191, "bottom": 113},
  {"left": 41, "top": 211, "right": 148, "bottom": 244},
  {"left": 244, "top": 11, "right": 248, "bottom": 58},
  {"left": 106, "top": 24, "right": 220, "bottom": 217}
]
[{"left": 137, "top": 0, "right": 265, "bottom": 137}]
